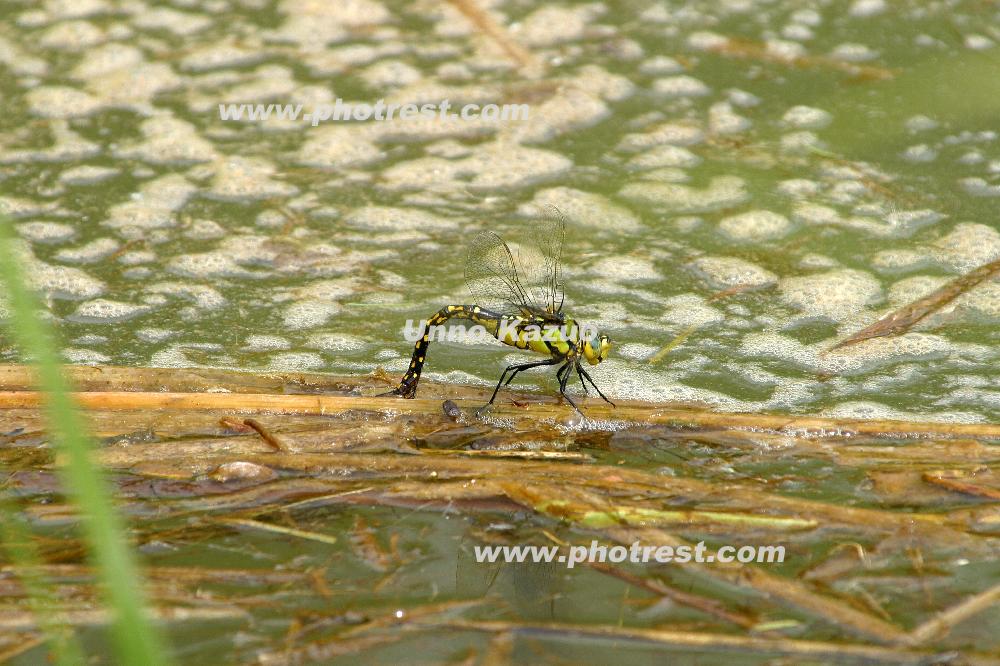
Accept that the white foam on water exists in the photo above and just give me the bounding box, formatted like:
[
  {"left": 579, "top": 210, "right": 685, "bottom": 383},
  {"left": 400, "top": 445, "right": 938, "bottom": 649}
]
[
  {"left": 778, "top": 268, "right": 883, "bottom": 321},
  {"left": 69, "top": 298, "right": 152, "bottom": 323},
  {"left": 619, "top": 176, "right": 749, "bottom": 213},
  {"left": 115, "top": 116, "right": 217, "bottom": 165},
  {"left": 661, "top": 294, "right": 725, "bottom": 327},
  {"left": 652, "top": 75, "right": 710, "bottom": 98},
  {"left": 282, "top": 300, "right": 342, "bottom": 330},
  {"left": 305, "top": 333, "right": 367, "bottom": 352},
  {"left": 136, "top": 328, "right": 175, "bottom": 343},
  {"left": 718, "top": 209, "right": 792, "bottom": 242},
  {"left": 55, "top": 238, "right": 119, "bottom": 264},
  {"left": 781, "top": 105, "right": 832, "bottom": 129},
  {"left": 344, "top": 206, "right": 458, "bottom": 231},
  {"left": 688, "top": 256, "right": 778, "bottom": 290},
  {"left": 59, "top": 165, "right": 118, "bottom": 186},
  {"left": 16, "top": 221, "right": 75, "bottom": 244},
  {"left": 626, "top": 145, "right": 701, "bottom": 170},
  {"left": 147, "top": 283, "right": 227, "bottom": 310},
  {"left": 520, "top": 187, "right": 642, "bottom": 231},
  {"left": 244, "top": 335, "right": 291, "bottom": 352}
]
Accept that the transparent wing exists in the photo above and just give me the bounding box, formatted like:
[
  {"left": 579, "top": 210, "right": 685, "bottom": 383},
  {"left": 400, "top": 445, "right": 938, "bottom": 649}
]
[
  {"left": 463, "top": 207, "right": 566, "bottom": 316},
  {"left": 528, "top": 205, "right": 566, "bottom": 314},
  {"left": 464, "top": 230, "right": 532, "bottom": 315}
]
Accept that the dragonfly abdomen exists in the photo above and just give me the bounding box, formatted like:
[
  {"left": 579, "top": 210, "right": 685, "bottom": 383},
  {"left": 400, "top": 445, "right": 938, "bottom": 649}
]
[{"left": 388, "top": 304, "right": 506, "bottom": 398}]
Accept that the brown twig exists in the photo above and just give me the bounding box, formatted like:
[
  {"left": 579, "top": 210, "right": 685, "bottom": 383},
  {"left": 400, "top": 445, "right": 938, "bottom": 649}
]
[
  {"left": 243, "top": 418, "right": 287, "bottom": 452},
  {"left": 830, "top": 257, "right": 1000, "bottom": 351}
]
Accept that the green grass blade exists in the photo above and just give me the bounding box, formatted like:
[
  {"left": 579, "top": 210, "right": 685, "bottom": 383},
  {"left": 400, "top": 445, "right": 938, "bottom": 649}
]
[{"left": 0, "top": 215, "right": 171, "bottom": 665}]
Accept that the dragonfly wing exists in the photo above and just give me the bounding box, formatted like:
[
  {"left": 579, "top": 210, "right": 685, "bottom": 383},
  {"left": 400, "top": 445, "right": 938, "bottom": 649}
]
[
  {"left": 464, "top": 207, "right": 567, "bottom": 316},
  {"left": 531, "top": 205, "right": 566, "bottom": 314},
  {"left": 464, "top": 230, "right": 533, "bottom": 315}
]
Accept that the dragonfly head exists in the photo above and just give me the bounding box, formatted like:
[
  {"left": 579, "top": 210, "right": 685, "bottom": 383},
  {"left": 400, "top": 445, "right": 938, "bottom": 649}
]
[{"left": 582, "top": 330, "right": 611, "bottom": 366}]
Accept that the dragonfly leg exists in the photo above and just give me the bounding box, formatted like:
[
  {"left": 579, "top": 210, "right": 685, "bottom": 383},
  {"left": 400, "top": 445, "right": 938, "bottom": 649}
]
[
  {"left": 576, "top": 363, "right": 615, "bottom": 407},
  {"left": 481, "top": 358, "right": 560, "bottom": 412},
  {"left": 574, "top": 364, "right": 589, "bottom": 396},
  {"left": 557, "top": 360, "right": 581, "bottom": 412}
]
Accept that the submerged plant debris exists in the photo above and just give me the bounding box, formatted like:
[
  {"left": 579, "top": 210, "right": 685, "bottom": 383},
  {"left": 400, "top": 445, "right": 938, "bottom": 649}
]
[{"left": 1, "top": 365, "right": 1000, "bottom": 663}]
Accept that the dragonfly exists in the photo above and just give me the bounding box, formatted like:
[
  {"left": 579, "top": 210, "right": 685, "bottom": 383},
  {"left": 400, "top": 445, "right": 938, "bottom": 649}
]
[{"left": 383, "top": 208, "right": 614, "bottom": 414}]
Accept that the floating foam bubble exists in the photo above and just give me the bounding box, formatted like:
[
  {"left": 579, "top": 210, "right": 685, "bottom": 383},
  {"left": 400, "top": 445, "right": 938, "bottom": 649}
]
[
  {"left": 931, "top": 222, "right": 1000, "bottom": 271},
  {"left": 115, "top": 116, "right": 217, "bottom": 165},
  {"left": 345, "top": 206, "right": 458, "bottom": 231},
  {"left": 639, "top": 56, "right": 684, "bottom": 75},
  {"left": 965, "top": 35, "right": 995, "bottom": 50},
  {"left": 504, "top": 86, "right": 612, "bottom": 144},
  {"left": 267, "top": 352, "right": 326, "bottom": 371},
  {"left": 821, "top": 401, "right": 983, "bottom": 423},
  {"left": 69, "top": 298, "right": 151, "bottom": 323},
  {"left": 282, "top": 300, "right": 342, "bottom": 330},
  {"left": 901, "top": 144, "right": 937, "bottom": 162},
  {"left": 780, "top": 131, "right": 825, "bottom": 154},
  {"left": 779, "top": 268, "right": 882, "bottom": 321},
  {"left": 870, "top": 249, "right": 931, "bottom": 273},
  {"left": 959, "top": 178, "right": 1000, "bottom": 197},
  {"left": 380, "top": 141, "right": 572, "bottom": 193},
  {"left": 626, "top": 145, "right": 701, "bottom": 170},
  {"left": 59, "top": 165, "right": 118, "bottom": 186},
  {"left": 718, "top": 209, "right": 791, "bottom": 242},
  {"left": 887, "top": 275, "right": 948, "bottom": 307},
  {"left": 25, "top": 86, "right": 102, "bottom": 118},
  {"left": 781, "top": 105, "right": 832, "bottom": 129},
  {"left": 776, "top": 179, "right": 821, "bottom": 198},
  {"left": 361, "top": 60, "right": 423, "bottom": 88},
  {"left": 183, "top": 219, "right": 226, "bottom": 240},
  {"left": 55, "top": 238, "right": 119, "bottom": 264},
  {"left": 205, "top": 156, "right": 298, "bottom": 202},
  {"left": 905, "top": 115, "right": 939, "bottom": 132},
  {"left": 708, "top": 102, "right": 751, "bottom": 134},
  {"left": 38, "top": 20, "right": 105, "bottom": 51},
  {"left": 520, "top": 187, "right": 642, "bottom": 231},
  {"left": 652, "top": 75, "right": 710, "bottom": 98},
  {"left": 688, "top": 256, "right": 777, "bottom": 290},
  {"left": 167, "top": 252, "right": 257, "bottom": 279},
  {"left": 615, "top": 343, "right": 659, "bottom": 360},
  {"left": 305, "top": 333, "right": 367, "bottom": 352},
  {"left": 22, "top": 249, "right": 105, "bottom": 300},
  {"left": 619, "top": 176, "right": 748, "bottom": 213},
  {"left": 64, "top": 348, "right": 111, "bottom": 364},
  {"left": 132, "top": 7, "right": 212, "bottom": 36},
  {"left": 147, "top": 283, "right": 227, "bottom": 309},
  {"left": 587, "top": 256, "right": 661, "bottom": 283},
  {"left": 136, "top": 328, "right": 175, "bottom": 343},
  {"left": 617, "top": 122, "right": 704, "bottom": 152},
  {"left": 849, "top": 0, "right": 887, "bottom": 17},
  {"left": 661, "top": 294, "right": 724, "bottom": 326},
  {"left": 244, "top": 335, "right": 291, "bottom": 351},
  {"left": 16, "top": 221, "right": 75, "bottom": 244},
  {"left": 103, "top": 175, "right": 197, "bottom": 232},
  {"left": 511, "top": 5, "right": 600, "bottom": 46},
  {"left": 829, "top": 43, "right": 879, "bottom": 61},
  {"left": 782, "top": 24, "right": 813, "bottom": 41}
]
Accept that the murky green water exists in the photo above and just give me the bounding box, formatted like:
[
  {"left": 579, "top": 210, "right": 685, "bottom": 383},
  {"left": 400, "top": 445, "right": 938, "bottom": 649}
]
[{"left": 2, "top": 0, "right": 1000, "bottom": 422}]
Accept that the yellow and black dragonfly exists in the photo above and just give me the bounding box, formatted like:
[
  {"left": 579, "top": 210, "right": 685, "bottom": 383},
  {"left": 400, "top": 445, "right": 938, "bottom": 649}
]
[{"left": 384, "top": 208, "right": 613, "bottom": 414}]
